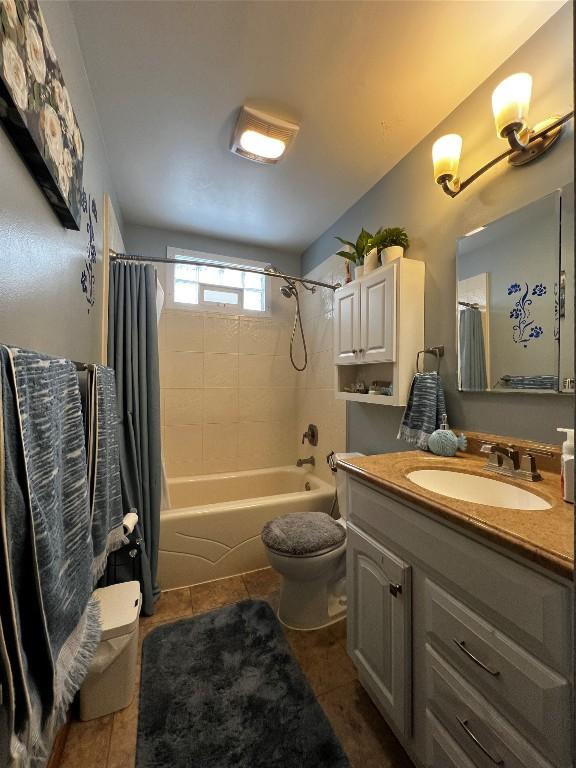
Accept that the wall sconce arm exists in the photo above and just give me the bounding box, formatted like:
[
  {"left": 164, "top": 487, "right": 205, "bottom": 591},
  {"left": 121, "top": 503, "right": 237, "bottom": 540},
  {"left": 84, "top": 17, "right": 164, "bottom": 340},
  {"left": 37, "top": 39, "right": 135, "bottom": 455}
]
[{"left": 438, "top": 110, "right": 573, "bottom": 198}]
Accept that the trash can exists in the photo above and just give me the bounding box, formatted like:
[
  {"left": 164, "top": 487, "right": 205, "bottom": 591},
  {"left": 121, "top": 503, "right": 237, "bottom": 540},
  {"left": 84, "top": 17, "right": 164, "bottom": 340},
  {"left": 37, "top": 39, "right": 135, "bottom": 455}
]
[{"left": 79, "top": 581, "right": 141, "bottom": 721}]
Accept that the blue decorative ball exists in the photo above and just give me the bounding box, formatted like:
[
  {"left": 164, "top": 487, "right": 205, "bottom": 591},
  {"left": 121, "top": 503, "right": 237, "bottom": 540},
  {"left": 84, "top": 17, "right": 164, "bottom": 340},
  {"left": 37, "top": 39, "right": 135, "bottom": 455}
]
[{"left": 428, "top": 430, "right": 467, "bottom": 457}]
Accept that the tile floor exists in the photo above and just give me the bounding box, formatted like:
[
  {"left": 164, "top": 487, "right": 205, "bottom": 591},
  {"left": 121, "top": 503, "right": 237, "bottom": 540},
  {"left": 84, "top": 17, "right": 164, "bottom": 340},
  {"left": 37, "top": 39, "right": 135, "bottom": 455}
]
[{"left": 59, "top": 569, "right": 414, "bottom": 768}]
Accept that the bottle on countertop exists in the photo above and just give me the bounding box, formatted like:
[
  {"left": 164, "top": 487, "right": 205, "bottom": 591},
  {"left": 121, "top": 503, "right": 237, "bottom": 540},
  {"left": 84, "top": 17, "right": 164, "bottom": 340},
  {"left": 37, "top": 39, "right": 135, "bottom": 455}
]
[{"left": 557, "top": 428, "right": 574, "bottom": 504}]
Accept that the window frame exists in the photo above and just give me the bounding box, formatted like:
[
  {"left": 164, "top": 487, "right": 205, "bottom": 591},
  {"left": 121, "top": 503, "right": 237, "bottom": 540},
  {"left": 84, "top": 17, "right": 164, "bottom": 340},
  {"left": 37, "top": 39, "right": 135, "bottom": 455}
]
[{"left": 165, "top": 246, "right": 271, "bottom": 316}]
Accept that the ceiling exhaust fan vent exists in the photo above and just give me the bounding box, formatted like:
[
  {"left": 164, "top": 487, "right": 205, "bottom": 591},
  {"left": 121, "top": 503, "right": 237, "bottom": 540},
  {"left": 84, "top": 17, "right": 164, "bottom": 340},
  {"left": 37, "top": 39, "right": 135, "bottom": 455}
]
[{"left": 230, "top": 105, "right": 300, "bottom": 164}]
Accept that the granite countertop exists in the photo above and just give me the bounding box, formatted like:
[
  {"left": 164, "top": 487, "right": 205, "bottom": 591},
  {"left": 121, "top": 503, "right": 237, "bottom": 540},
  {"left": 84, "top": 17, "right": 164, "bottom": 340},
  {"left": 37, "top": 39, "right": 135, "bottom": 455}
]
[{"left": 337, "top": 451, "right": 574, "bottom": 579}]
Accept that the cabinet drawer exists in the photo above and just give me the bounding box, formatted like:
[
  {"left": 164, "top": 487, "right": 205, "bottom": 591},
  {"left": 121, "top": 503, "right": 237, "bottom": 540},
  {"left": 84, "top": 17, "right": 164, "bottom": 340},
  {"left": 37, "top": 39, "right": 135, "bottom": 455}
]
[
  {"left": 425, "top": 579, "right": 571, "bottom": 766},
  {"left": 349, "top": 479, "right": 572, "bottom": 674},
  {"left": 426, "top": 645, "right": 557, "bottom": 768},
  {"left": 425, "top": 711, "right": 477, "bottom": 768}
]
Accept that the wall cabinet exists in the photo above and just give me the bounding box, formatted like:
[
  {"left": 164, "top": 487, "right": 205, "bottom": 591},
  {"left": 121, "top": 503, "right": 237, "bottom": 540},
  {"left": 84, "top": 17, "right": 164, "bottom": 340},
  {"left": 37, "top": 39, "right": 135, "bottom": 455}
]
[
  {"left": 347, "top": 477, "right": 573, "bottom": 768},
  {"left": 333, "top": 259, "right": 424, "bottom": 406}
]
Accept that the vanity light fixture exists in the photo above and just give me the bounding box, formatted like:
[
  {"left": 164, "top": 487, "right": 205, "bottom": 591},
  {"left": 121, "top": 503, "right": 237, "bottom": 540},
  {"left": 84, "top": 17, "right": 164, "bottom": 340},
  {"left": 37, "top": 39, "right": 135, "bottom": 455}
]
[
  {"left": 230, "top": 105, "right": 300, "bottom": 164},
  {"left": 433, "top": 73, "right": 574, "bottom": 198}
]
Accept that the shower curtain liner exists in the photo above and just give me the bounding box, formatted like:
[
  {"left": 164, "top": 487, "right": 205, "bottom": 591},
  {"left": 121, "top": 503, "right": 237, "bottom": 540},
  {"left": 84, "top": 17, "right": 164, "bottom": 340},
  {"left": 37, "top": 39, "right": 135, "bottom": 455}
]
[
  {"left": 459, "top": 306, "right": 488, "bottom": 391},
  {"left": 107, "top": 262, "right": 162, "bottom": 615}
]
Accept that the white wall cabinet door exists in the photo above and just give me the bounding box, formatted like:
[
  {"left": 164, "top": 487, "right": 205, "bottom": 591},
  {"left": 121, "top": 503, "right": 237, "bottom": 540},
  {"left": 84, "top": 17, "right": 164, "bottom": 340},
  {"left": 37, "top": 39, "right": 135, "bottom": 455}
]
[
  {"left": 334, "top": 282, "right": 361, "bottom": 364},
  {"left": 347, "top": 522, "right": 412, "bottom": 736},
  {"left": 360, "top": 263, "right": 396, "bottom": 362}
]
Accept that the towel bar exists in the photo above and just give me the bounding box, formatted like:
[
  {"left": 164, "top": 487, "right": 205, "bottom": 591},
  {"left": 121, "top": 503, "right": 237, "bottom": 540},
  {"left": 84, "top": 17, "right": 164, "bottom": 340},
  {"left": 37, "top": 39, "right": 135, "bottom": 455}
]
[{"left": 416, "top": 346, "right": 444, "bottom": 374}]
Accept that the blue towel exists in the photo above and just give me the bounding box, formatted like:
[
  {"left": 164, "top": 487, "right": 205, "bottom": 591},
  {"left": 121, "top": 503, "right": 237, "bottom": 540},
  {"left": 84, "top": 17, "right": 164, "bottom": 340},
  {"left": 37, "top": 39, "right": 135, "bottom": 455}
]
[
  {"left": 397, "top": 372, "right": 447, "bottom": 450},
  {"left": 0, "top": 346, "right": 100, "bottom": 763},
  {"left": 88, "top": 365, "right": 126, "bottom": 582}
]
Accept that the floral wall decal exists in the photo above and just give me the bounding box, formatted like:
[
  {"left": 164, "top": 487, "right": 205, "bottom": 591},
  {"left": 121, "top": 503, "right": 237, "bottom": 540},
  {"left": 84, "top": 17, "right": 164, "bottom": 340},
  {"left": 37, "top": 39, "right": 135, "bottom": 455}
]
[
  {"left": 80, "top": 188, "right": 97, "bottom": 311},
  {"left": 0, "top": 0, "right": 84, "bottom": 229},
  {"left": 508, "top": 281, "right": 547, "bottom": 347}
]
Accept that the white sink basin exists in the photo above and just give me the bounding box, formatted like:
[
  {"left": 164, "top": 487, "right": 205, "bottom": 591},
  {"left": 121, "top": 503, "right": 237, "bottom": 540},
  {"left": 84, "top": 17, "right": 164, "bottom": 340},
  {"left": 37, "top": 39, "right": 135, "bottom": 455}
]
[{"left": 406, "top": 469, "right": 551, "bottom": 511}]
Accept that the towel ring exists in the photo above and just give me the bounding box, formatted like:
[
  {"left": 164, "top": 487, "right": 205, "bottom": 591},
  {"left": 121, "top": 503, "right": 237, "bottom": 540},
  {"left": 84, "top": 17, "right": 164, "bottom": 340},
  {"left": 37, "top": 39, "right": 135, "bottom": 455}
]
[{"left": 416, "top": 346, "right": 444, "bottom": 374}]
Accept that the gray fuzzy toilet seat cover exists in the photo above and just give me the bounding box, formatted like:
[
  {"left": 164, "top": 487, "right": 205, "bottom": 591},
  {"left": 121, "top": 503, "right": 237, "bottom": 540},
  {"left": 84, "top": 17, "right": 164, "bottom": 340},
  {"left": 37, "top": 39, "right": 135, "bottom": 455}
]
[{"left": 261, "top": 511, "right": 346, "bottom": 556}]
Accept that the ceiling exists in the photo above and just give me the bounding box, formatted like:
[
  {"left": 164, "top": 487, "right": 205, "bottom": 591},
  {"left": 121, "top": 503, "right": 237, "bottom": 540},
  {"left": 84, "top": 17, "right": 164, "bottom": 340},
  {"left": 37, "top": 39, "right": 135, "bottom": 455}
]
[{"left": 71, "top": 1, "right": 564, "bottom": 253}]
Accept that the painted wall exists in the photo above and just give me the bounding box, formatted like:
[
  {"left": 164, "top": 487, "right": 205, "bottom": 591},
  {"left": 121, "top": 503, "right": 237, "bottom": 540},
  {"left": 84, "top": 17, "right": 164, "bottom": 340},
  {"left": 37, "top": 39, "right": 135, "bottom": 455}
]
[
  {"left": 301, "top": 5, "right": 574, "bottom": 452},
  {"left": 124, "top": 223, "right": 300, "bottom": 279},
  {"left": 0, "top": 1, "right": 120, "bottom": 362},
  {"left": 126, "top": 224, "right": 304, "bottom": 478}
]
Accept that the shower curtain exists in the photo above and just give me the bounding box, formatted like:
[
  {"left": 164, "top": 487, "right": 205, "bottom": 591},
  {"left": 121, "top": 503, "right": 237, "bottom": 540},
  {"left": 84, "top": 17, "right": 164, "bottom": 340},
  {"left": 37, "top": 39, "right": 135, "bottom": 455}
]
[
  {"left": 459, "top": 306, "right": 488, "bottom": 391},
  {"left": 108, "top": 262, "right": 162, "bottom": 615}
]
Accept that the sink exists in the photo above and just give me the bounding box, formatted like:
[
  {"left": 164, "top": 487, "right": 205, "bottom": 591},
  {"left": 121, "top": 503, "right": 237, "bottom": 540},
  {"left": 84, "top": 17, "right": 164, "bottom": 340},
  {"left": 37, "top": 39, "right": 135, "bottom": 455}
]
[{"left": 406, "top": 470, "right": 551, "bottom": 510}]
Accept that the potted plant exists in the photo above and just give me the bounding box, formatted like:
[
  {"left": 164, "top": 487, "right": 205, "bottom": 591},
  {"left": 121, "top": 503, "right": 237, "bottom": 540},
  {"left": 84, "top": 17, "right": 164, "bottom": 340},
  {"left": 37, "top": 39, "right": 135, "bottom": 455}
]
[
  {"left": 335, "top": 228, "right": 375, "bottom": 279},
  {"left": 380, "top": 227, "right": 410, "bottom": 263}
]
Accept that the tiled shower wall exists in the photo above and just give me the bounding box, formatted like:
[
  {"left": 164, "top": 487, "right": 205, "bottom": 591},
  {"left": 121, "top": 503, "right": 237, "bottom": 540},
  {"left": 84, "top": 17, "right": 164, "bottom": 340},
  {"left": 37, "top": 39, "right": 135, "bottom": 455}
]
[
  {"left": 159, "top": 286, "right": 300, "bottom": 477},
  {"left": 294, "top": 255, "right": 347, "bottom": 482}
]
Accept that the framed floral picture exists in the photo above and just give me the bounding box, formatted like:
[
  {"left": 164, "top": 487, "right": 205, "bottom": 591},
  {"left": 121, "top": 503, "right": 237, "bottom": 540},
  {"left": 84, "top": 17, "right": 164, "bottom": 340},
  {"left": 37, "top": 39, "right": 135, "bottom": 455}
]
[{"left": 0, "top": 0, "right": 84, "bottom": 229}]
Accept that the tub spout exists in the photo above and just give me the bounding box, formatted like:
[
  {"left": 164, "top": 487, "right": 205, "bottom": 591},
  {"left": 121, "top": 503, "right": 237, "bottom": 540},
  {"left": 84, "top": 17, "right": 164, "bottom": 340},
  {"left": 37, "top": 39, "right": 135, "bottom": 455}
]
[{"left": 296, "top": 456, "right": 315, "bottom": 467}]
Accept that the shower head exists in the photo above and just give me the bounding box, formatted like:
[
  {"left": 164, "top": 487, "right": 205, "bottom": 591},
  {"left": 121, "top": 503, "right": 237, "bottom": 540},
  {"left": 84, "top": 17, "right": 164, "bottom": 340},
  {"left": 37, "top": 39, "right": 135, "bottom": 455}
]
[{"left": 280, "top": 284, "right": 296, "bottom": 299}]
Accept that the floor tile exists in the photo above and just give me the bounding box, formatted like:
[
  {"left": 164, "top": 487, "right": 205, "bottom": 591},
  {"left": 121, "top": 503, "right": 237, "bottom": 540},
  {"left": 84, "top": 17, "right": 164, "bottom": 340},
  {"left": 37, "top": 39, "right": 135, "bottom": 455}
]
[
  {"left": 189, "top": 574, "right": 249, "bottom": 614},
  {"left": 59, "top": 715, "right": 113, "bottom": 768},
  {"left": 139, "top": 586, "right": 193, "bottom": 628},
  {"left": 320, "top": 680, "right": 415, "bottom": 768},
  {"left": 283, "top": 624, "right": 357, "bottom": 697},
  {"left": 329, "top": 617, "right": 347, "bottom": 647},
  {"left": 242, "top": 567, "right": 280, "bottom": 597},
  {"left": 108, "top": 690, "right": 140, "bottom": 768}
]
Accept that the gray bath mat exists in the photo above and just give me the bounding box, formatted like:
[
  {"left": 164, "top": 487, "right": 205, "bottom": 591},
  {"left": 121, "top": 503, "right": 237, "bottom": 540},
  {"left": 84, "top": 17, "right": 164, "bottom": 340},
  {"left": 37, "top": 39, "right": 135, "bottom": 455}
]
[{"left": 136, "top": 599, "right": 350, "bottom": 768}]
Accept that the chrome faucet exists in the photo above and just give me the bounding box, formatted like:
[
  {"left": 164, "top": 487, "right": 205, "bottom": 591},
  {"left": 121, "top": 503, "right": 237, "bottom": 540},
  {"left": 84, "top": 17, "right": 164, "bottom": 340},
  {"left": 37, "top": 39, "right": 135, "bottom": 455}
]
[
  {"left": 296, "top": 456, "right": 315, "bottom": 467},
  {"left": 480, "top": 443, "right": 541, "bottom": 481}
]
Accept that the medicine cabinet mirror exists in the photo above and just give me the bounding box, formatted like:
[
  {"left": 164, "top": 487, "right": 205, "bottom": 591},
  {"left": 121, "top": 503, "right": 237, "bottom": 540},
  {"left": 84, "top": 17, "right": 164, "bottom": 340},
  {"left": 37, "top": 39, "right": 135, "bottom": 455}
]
[{"left": 456, "top": 183, "right": 573, "bottom": 394}]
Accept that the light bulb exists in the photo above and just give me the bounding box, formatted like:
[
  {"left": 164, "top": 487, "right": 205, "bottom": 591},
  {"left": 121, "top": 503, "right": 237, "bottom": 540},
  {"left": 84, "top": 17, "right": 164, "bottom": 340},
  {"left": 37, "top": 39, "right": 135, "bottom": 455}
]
[
  {"left": 432, "top": 134, "right": 462, "bottom": 184},
  {"left": 239, "top": 130, "right": 286, "bottom": 160},
  {"left": 492, "top": 73, "right": 532, "bottom": 138}
]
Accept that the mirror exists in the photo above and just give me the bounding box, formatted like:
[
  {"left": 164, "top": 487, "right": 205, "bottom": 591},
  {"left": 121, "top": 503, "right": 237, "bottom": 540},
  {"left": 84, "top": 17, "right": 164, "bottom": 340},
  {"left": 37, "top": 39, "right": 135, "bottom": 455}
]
[{"left": 456, "top": 184, "right": 573, "bottom": 394}]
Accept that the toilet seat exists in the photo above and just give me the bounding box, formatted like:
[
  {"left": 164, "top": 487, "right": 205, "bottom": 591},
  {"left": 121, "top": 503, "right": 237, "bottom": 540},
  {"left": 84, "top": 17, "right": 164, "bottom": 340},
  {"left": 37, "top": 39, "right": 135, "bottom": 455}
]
[{"left": 261, "top": 511, "right": 346, "bottom": 558}]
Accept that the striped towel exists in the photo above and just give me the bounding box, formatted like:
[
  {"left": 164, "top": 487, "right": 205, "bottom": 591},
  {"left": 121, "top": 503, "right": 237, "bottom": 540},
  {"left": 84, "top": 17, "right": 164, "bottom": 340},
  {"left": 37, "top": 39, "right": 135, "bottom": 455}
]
[
  {"left": 87, "top": 365, "right": 126, "bottom": 583},
  {"left": 0, "top": 346, "right": 100, "bottom": 764},
  {"left": 498, "top": 374, "right": 558, "bottom": 391},
  {"left": 397, "top": 372, "right": 447, "bottom": 450}
]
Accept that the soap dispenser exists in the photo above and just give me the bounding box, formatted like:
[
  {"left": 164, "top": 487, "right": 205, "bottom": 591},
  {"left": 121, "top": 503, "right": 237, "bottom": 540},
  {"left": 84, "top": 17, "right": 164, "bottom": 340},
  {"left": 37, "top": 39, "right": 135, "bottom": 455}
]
[
  {"left": 557, "top": 428, "right": 574, "bottom": 503},
  {"left": 428, "top": 414, "right": 467, "bottom": 457}
]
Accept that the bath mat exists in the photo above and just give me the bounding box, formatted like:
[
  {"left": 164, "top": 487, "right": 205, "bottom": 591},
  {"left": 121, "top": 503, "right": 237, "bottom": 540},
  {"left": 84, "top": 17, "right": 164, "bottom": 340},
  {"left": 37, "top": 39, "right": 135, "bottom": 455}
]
[{"left": 136, "top": 600, "right": 350, "bottom": 768}]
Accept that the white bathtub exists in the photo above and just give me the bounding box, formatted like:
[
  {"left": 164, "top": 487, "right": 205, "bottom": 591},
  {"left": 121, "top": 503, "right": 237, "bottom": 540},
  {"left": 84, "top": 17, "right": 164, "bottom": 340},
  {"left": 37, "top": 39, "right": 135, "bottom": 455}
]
[{"left": 158, "top": 466, "right": 335, "bottom": 589}]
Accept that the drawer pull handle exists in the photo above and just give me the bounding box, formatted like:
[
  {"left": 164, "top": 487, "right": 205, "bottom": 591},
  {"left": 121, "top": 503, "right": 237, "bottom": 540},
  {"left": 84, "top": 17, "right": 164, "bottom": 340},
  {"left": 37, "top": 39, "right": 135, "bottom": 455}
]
[
  {"left": 457, "top": 717, "right": 504, "bottom": 766},
  {"left": 453, "top": 639, "right": 500, "bottom": 677},
  {"left": 389, "top": 583, "right": 402, "bottom": 597}
]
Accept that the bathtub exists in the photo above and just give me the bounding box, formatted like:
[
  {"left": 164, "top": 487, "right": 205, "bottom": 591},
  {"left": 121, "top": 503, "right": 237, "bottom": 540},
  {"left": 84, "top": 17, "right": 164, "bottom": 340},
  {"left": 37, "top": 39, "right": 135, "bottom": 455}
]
[{"left": 158, "top": 466, "right": 335, "bottom": 589}]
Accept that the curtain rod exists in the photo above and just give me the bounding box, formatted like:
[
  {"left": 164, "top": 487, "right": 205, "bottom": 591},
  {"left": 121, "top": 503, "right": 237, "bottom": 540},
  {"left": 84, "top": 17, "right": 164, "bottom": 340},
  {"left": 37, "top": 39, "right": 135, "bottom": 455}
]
[{"left": 109, "top": 250, "right": 341, "bottom": 292}]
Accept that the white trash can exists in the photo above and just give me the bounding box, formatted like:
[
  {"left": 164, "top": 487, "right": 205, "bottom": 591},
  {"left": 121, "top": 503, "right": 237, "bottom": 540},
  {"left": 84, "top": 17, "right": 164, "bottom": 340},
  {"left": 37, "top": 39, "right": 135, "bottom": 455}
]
[{"left": 79, "top": 581, "right": 141, "bottom": 721}]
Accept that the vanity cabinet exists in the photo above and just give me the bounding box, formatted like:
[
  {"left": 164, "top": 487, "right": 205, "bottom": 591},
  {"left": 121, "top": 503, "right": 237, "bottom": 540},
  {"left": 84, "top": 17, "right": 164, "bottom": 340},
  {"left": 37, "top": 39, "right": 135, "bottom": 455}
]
[
  {"left": 333, "top": 258, "right": 424, "bottom": 406},
  {"left": 346, "top": 477, "right": 573, "bottom": 768},
  {"left": 346, "top": 523, "right": 411, "bottom": 736}
]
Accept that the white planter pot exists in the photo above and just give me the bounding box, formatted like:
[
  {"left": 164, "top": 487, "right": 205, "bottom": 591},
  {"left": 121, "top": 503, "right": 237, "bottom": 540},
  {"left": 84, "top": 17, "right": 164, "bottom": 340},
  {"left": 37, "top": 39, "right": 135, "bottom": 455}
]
[
  {"left": 354, "top": 264, "right": 364, "bottom": 279},
  {"left": 382, "top": 245, "right": 404, "bottom": 263},
  {"left": 363, "top": 247, "right": 380, "bottom": 275}
]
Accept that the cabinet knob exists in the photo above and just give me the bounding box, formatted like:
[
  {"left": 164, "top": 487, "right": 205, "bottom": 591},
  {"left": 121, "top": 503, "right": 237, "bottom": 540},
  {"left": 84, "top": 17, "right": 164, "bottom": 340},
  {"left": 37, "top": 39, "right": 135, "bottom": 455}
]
[
  {"left": 359, "top": 348, "right": 365, "bottom": 353},
  {"left": 352, "top": 349, "right": 358, "bottom": 354},
  {"left": 389, "top": 583, "right": 402, "bottom": 597}
]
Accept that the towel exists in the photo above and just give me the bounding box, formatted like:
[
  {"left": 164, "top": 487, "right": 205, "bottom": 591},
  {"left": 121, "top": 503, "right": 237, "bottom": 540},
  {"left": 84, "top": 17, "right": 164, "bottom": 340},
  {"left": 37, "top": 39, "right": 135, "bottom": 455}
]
[
  {"left": 397, "top": 372, "right": 447, "bottom": 450},
  {"left": 497, "top": 374, "right": 558, "bottom": 390},
  {"left": 0, "top": 346, "right": 100, "bottom": 764},
  {"left": 87, "top": 365, "right": 126, "bottom": 582}
]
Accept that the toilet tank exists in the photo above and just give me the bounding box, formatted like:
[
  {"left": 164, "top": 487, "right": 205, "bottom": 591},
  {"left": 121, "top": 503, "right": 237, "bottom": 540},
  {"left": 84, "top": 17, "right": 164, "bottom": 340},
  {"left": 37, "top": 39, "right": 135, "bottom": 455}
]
[{"left": 334, "top": 453, "right": 364, "bottom": 521}]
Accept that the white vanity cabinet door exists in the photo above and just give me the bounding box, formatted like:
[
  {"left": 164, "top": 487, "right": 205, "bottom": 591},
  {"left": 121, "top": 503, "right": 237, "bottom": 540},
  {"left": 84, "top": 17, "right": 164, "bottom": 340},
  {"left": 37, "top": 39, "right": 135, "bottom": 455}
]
[
  {"left": 359, "top": 263, "right": 396, "bottom": 362},
  {"left": 346, "top": 522, "right": 411, "bottom": 736},
  {"left": 334, "top": 282, "right": 361, "bottom": 364}
]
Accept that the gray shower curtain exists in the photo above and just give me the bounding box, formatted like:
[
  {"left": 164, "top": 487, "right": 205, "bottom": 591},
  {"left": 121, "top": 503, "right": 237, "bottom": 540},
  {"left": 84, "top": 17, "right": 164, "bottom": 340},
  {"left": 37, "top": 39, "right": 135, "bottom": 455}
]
[
  {"left": 459, "top": 306, "right": 488, "bottom": 391},
  {"left": 108, "top": 262, "right": 161, "bottom": 615}
]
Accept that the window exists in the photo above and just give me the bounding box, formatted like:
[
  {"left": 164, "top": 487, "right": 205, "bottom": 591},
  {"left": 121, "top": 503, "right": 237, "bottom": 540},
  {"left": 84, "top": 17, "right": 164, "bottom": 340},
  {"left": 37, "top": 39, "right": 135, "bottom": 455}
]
[{"left": 166, "top": 247, "right": 269, "bottom": 314}]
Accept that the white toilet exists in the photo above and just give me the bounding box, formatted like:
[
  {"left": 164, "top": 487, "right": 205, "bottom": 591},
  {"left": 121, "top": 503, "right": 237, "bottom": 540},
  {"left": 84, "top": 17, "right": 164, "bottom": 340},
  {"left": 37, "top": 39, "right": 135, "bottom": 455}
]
[{"left": 261, "top": 453, "right": 362, "bottom": 630}]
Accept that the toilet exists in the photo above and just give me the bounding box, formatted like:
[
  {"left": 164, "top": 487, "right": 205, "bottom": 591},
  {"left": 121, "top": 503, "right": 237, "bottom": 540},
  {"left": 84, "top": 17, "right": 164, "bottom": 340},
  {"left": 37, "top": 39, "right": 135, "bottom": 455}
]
[{"left": 261, "top": 453, "right": 362, "bottom": 630}]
